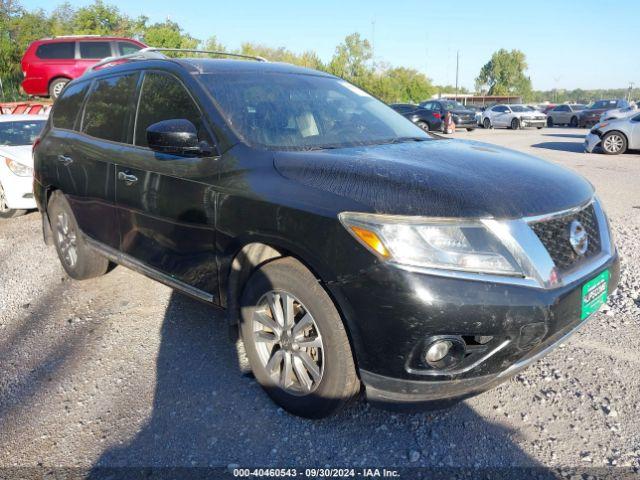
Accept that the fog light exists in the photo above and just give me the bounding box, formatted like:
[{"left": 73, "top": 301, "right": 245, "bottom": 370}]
[{"left": 425, "top": 340, "right": 452, "bottom": 363}]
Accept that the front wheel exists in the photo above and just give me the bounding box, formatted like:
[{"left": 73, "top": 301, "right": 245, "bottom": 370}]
[
  {"left": 570, "top": 116, "right": 578, "bottom": 127},
  {"left": 547, "top": 117, "right": 554, "bottom": 127},
  {"left": 510, "top": 118, "right": 520, "bottom": 130},
  {"left": 0, "top": 183, "right": 26, "bottom": 219},
  {"left": 601, "top": 131, "right": 627, "bottom": 155},
  {"left": 240, "top": 257, "right": 360, "bottom": 418},
  {"left": 483, "top": 118, "right": 491, "bottom": 129},
  {"left": 466, "top": 128, "right": 475, "bottom": 132}
]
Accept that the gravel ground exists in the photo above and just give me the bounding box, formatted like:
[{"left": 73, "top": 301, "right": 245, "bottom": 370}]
[{"left": 0, "top": 127, "right": 639, "bottom": 474}]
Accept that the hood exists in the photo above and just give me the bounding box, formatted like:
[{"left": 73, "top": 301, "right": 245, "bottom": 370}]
[
  {"left": 0, "top": 145, "right": 33, "bottom": 168},
  {"left": 274, "top": 139, "right": 593, "bottom": 219}
]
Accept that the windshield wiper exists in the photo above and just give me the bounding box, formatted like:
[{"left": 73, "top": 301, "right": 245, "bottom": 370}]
[{"left": 385, "top": 136, "right": 430, "bottom": 144}]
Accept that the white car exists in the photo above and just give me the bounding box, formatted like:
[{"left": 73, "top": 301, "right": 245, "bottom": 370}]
[
  {"left": 481, "top": 104, "right": 547, "bottom": 130},
  {"left": 0, "top": 114, "right": 47, "bottom": 218}
]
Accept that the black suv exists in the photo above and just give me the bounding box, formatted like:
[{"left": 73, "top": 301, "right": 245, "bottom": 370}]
[
  {"left": 33, "top": 52, "right": 619, "bottom": 418},
  {"left": 391, "top": 100, "right": 477, "bottom": 133}
]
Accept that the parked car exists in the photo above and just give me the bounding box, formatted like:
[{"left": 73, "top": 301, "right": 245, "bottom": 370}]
[
  {"left": 389, "top": 103, "right": 437, "bottom": 132},
  {"left": 546, "top": 104, "right": 587, "bottom": 127},
  {"left": 481, "top": 104, "right": 547, "bottom": 129},
  {"left": 599, "top": 102, "right": 638, "bottom": 122},
  {"left": 585, "top": 112, "right": 640, "bottom": 154},
  {"left": 578, "top": 99, "right": 629, "bottom": 128},
  {"left": 417, "top": 99, "right": 478, "bottom": 131},
  {"left": 0, "top": 114, "right": 47, "bottom": 218},
  {"left": 34, "top": 51, "right": 619, "bottom": 418},
  {"left": 21, "top": 36, "right": 147, "bottom": 99}
]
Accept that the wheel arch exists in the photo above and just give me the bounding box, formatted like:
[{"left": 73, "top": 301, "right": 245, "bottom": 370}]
[{"left": 222, "top": 239, "right": 365, "bottom": 371}]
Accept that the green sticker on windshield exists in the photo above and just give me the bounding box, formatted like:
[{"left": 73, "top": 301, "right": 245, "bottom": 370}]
[{"left": 581, "top": 270, "right": 609, "bottom": 320}]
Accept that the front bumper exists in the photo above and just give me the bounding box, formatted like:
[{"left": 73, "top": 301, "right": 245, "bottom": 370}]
[
  {"left": 584, "top": 132, "right": 602, "bottom": 153},
  {"left": 331, "top": 252, "right": 619, "bottom": 408},
  {"left": 0, "top": 166, "right": 36, "bottom": 210},
  {"left": 580, "top": 116, "right": 600, "bottom": 128},
  {"left": 520, "top": 118, "right": 546, "bottom": 128}
]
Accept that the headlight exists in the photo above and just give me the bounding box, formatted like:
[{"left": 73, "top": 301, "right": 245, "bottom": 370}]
[
  {"left": 339, "top": 212, "right": 524, "bottom": 276},
  {"left": 4, "top": 157, "right": 33, "bottom": 177}
]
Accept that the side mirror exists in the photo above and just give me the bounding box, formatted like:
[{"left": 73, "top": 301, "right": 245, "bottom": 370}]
[{"left": 147, "top": 119, "right": 212, "bottom": 156}]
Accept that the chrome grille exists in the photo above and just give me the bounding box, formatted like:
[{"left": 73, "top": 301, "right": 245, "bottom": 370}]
[{"left": 530, "top": 204, "right": 601, "bottom": 271}]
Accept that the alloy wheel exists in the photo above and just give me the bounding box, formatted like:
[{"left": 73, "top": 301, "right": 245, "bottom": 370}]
[
  {"left": 252, "top": 290, "right": 324, "bottom": 396},
  {"left": 603, "top": 134, "right": 624, "bottom": 153},
  {"left": 56, "top": 211, "right": 78, "bottom": 268},
  {"left": 52, "top": 81, "right": 66, "bottom": 98}
]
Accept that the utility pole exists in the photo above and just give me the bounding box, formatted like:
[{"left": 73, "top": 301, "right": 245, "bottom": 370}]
[
  {"left": 628, "top": 82, "right": 635, "bottom": 102},
  {"left": 455, "top": 50, "right": 459, "bottom": 100}
]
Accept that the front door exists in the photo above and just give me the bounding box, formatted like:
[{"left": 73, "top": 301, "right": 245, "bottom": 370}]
[{"left": 115, "top": 70, "right": 220, "bottom": 300}]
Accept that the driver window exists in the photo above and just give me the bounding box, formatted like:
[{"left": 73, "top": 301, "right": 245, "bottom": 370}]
[{"left": 135, "top": 72, "right": 210, "bottom": 147}]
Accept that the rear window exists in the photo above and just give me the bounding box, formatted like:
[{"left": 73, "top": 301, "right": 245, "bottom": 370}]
[
  {"left": 79, "top": 42, "right": 112, "bottom": 59},
  {"left": 52, "top": 81, "right": 91, "bottom": 130},
  {"left": 36, "top": 42, "right": 75, "bottom": 60},
  {"left": 118, "top": 42, "right": 142, "bottom": 56},
  {"left": 81, "top": 73, "right": 139, "bottom": 143}
]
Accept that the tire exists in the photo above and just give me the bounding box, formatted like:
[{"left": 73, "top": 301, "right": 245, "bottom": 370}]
[
  {"left": 537, "top": 126, "right": 544, "bottom": 129},
  {"left": 466, "top": 128, "right": 475, "bottom": 132},
  {"left": 600, "top": 131, "right": 627, "bottom": 155},
  {"left": 49, "top": 78, "right": 69, "bottom": 100},
  {"left": 48, "top": 191, "right": 109, "bottom": 280},
  {"left": 547, "top": 117, "right": 554, "bottom": 127},
  {"left": 0, "top": 183, "right": 26, "bottom": 219},
  {"left": 483, "top": 118, "right": 491, "bottom": 129},
  {"left": 510, "top": 118, "right": 520, "bottom": 130},
  {"left": 416, "top": 120, "right": 430, "bottom": 132},
  {"left": 570, "top": 116, "right": 578, "bottom": 128},
  {"left": 240, "top": 257, "right": 360, "bottom": 418}
]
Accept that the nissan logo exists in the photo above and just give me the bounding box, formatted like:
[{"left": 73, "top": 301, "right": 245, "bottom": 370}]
[{"left": 569, "top": 220, "right": 589, "bottom": 256}]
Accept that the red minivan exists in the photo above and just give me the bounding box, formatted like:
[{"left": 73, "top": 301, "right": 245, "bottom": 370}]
[{"left": 21, "top": 36, "right": 147, "bottom": 99}]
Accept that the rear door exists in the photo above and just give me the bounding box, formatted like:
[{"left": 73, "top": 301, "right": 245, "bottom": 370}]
[
  {"left": 69, "top": 71, "right": 140, "bottom": 249},
  {"left": 630, "top": 114, "right": 640, "bottom": 149},
  {"left": 115, "top": 70, "right": 220, "bottom": 300}
]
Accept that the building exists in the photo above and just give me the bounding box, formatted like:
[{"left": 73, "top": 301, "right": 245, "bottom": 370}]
[{"left": 431, "top": 93, "right": 522, "bottom": 107}]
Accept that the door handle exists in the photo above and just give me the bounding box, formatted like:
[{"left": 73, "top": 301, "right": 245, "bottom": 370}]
[
  {"left": 57, "top": 154, "right": 73, "bottom": 166},
  {"left": 118, "top": 171, "right": 138, "bottom": 186}
]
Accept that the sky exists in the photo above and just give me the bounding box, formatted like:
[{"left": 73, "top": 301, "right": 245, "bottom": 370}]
[{"left": 21, "top": 0, "right": 640, "bottom": 91}]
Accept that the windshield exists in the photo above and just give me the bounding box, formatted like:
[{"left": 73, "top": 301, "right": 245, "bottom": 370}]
[
  {"left": 573, "top": 104, "right": 587, "bottom": 111},
  {"left": 509, "top": 105, "right": 529, "bottom": 112},
  {"left": 0, "top": 120, "right": 45, "bottom": 146},
  {"left": 441, "top": 101, "right": 466, "bottom": 110},
  {"left": 198, "top": 72, "right": 429, "bottom": 150}
]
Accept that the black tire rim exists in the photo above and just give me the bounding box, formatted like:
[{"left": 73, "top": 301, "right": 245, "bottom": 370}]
[{"left": 483, "top": 118, "right": 490, "bottom": 129}]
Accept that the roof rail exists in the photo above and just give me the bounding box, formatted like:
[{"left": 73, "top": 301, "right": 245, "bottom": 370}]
[
  {"left": 53, "top": 34, "right": 104, "bottom": 38},
  {"left": 86, "top": 47, "right": 267, "bottom": 73}
]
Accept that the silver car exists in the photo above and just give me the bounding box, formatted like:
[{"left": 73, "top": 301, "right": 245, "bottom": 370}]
[
  {"left": 600, "top": 102, "right": 638, "bottom": 122},
  {"left": 584, "top": 112, "right": 640, "bottom": 154},
  {"left": 546, "top": 104, "right": 587, "bottom": 127},
  {"left": 481, "top": 104, "right": 547, "bottom": 130}
]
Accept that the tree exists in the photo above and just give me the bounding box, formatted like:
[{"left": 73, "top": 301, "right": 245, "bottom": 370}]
[
  {"left": 142, "top": 20, "right": 198, "bottom": 50},
  {"left": 73, "top": 0, "right": 125, "bottom": 35},
  {"left": 475, "top": 49, "right": 532, "bottom": 99},
  {"left": 385, "top": 67, "right": 434, "bottom": 103},
  {"left": 328, "top": 33, "right": 373, "bottom": 82}
]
